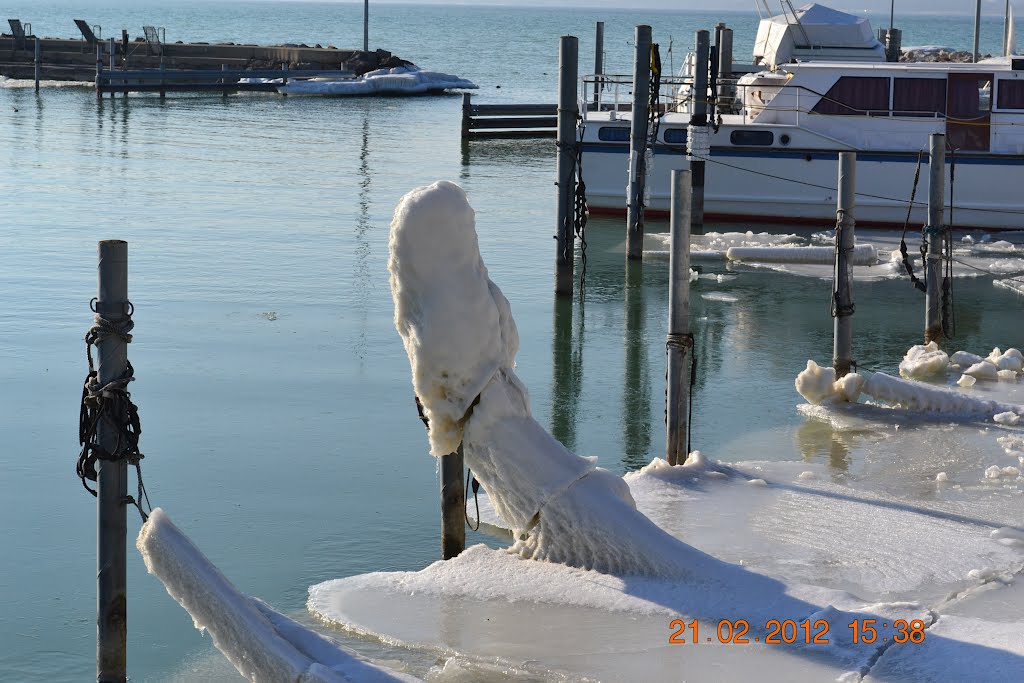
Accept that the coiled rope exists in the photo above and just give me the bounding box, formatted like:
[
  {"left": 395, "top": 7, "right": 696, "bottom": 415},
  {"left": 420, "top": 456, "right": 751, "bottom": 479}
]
[{"left": 77, "top": 299, "right": 151, "bottom": 522}]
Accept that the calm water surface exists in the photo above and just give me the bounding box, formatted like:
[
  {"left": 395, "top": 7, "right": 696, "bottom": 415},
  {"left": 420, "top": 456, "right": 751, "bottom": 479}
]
[{"left": 1, "top": 2, "right": 1021, "bottom": 680}]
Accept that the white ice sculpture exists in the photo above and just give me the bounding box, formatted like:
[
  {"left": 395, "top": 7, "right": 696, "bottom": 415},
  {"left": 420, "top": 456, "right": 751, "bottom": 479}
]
[{"left": 388, "top": 181, "right": 713, "bottom": 577}]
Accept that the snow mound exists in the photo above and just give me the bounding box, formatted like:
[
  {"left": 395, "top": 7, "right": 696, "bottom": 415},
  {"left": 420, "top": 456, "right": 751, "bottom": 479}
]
[
  {"left": 899, "top": 342, "right": 949, "bottom": 380},
  {"left": 795, "top": 360, "right": 864, "bottom": 405},
  {"left": 137, "top": 508, "right": 421, "bottom": 683},
  {"left": 278, "top": 65, "right": 476, "bottom": 96}
]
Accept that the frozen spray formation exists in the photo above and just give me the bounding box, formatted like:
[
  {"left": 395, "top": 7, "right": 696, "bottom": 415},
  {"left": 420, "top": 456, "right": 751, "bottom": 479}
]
[{"left": 389, "top": 181, "right": 714, "bottom": 577}]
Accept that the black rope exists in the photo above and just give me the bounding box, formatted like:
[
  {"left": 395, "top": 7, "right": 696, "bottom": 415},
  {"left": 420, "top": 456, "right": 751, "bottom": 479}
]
[
  {"left": 899, "top": 151, "right": 927, "bottom": 293},
  {"left": 556, "top": 119, "right": 590, "bottom": 301},
  {"left": 77, "top": 300, "right": 150, "bottom": 522},
  {"left": 465, "top": 469, "right": 481, "bottom": 531}
]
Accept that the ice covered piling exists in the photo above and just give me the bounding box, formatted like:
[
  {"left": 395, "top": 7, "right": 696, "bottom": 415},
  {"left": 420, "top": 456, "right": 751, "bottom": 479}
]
[
  {"left": 389, "top": 181, "right": 716, "bottom": 577},
  {"left": 137, "top": 508, "right": 421, "bottom": 683},
  {"left": 898, "top": 342, "right": 948, "bottom": 380},
  {"left": 794, "top": 360, "right": 864, "bottom": 404}
]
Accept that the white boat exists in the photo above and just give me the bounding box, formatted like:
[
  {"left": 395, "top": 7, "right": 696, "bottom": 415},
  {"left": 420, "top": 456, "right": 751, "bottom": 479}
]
[{"left": 581, "top": 3, "right": 1024, "bottom": 230}]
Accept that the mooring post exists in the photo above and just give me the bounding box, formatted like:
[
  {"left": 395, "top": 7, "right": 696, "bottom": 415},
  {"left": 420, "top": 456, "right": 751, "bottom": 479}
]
[
  {"left": 440, "top": 445, "right": 466, "bottom": 559},
  {"left": 34, "top": 37, "right": 41, "bottom": 91},
  {"left": 96, "top": 240, "right": 129, "bottom": 683},
  {"left": 716, "top": 25, "right": 733, "bottom": 107},
  {"left": 925, "top": 133, "right": 945, "bottom": 344},
  {"left": 688, "top": 30, "right": 711, "bottom": 237},
  {"left": 222, "top": 64, "right": 228, "bottom": 98},
  {"left": 833, "top": 152, "right": 856, "bottom": 377},
  {"left": 363, "top": 0, "right": 370, "bottom": 52},
  {"left": 973, "top": 0, "right": 982, "bottom": 63},
  {"left": 461, "top": 91, "right": 472, "bottom": 139},
  {"left": 95, "top": 42, "right": 103, "bottom": 100},
  {"left": 666, "top": 169, "right": 693, "bottom": 466},
  {"left": 108, "top": 37, "right": 116, "bottom": 99},
  {"left": 555, "top": 34, "right": 579, "bottom": 296},
  {"left": 626, "top": 25, "right": 652, "bottom": 260},
  {"left": 593, "top": 21, "right": 604, "bottom": 109}
]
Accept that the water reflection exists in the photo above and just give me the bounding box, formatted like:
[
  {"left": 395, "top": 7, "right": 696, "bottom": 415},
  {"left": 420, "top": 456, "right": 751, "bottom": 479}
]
[
  {"left": 351, "top": 107, "right": 372, "bottom": 364},
  {"left": 550, "top": 295, "right": 583, "bottom": 450},
  {"left": 794, "top": 419, "right": 851, "bottom": 473},
  {"left": 622, "top": 261, "right": 652, "bottom": 470}
]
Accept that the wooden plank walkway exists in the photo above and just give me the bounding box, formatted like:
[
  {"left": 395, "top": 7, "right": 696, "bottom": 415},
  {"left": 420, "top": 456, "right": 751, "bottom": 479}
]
[{"left": 461, "top": 93, "right": 556, "bottom": 139}]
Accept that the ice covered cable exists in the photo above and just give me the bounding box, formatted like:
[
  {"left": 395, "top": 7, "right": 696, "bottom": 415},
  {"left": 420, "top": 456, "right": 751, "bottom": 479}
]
[{"left": 389, "top": 181, "right": 715, "bottom": 577}]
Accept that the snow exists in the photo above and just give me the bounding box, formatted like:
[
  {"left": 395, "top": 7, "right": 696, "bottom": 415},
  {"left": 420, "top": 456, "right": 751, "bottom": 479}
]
[
  {"left": 726, "top": 244, "right": 877, "bottom": 265},
  {"left": 137, "top": 508, "right": 421, "bottom": 683},
  {"left": 277, "top": 66, "right": 476, "bottom": 96},
  {"left": 794, "top": 360, "right": 864, "bottom": 405},
  {"left": 899, "top": 342, "right": 949, "bottom": 380},
  {"left": 965, "top": 361, "right": 1000, "bottom": 381},
  {"left": 994, "top": 278, "right": 1024, "bottom": 296},
  {"left": 389, "top": 181, "right": 713, "bottom": 576}
]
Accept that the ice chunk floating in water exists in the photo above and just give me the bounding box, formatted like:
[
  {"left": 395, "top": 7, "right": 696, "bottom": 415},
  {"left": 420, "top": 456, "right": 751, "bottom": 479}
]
[
  {"left": 278, "top": 65, "right": 476, "bottom": 96},
  {"left": 137, "top": 508, "right": 421, "bottom": 683},
  {"left": 388, "top": 180, "right": 715, "bottom": 577}
]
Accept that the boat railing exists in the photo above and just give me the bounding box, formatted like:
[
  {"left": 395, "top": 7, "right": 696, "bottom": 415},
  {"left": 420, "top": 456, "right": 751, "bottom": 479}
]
[{"left": 580, "top": 73, "right": 693, "bottom": 120}]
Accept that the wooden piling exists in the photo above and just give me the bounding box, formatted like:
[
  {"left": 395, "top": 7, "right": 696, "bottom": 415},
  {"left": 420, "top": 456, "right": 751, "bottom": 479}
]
[
  {"left": 925, "top": 134, "right": 945, "bottom": 344},
  {"left": 34, "top": 37, "right": 40, "bottom": 91},
  {"left": 716, "top": 25, "right": 733, "bottom": 105},
  {"left": 626, "top": 25, "right": 652, "bottom": 261},
  {"left": 363, "top": 0, "right": 370, "bottom": 52},
  {"left": 833, "top": 152, "right": 856, "bottom": 377},
  {"left": 96, "top": 240, "right": 129, "bottom": 683},
  {"left": 95, "top": 43, "right": 102, "bottom": 100},
  {"left": 108, "top": 38, "right": 115, "bottom": 99},
  {"left": 688, "top": 30, "right": 710, "bottom": 237},
  {"left": 440, "top": 446, "right": 466, "bottom": 559},
  {"left": 555, "top": 35, "right": 579, "bottom": 296},
  {"left": 666, "top": 169, "right": 693, "bottom": 466},
  {"left": 593, "top": 21, "right": 604, "bottom": 109}
]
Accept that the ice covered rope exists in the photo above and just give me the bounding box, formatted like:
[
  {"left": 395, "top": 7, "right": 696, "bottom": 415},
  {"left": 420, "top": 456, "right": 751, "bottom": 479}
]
[{"left": 388, "top": 181, "right": 716, "bottom": 577}]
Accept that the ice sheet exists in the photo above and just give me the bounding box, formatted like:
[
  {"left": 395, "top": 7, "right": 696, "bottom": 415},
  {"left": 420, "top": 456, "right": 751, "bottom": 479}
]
[
  {"left": 277, "top": 66, "right": 476, "bottom": 96},
  {"left": 137, "top": 508, "right": 421, "bottom": 683}
]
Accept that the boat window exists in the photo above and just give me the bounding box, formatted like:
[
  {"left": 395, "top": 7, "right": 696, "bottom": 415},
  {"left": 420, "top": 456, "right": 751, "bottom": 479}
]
[
  {"left": 663, "top": 129, "right": 688, "bottom": 144},
  {"left": 729, "top": 130, "right": 774, "bottom": 146},
  {"left": 597, "top": 127, "right": 631, "bottom": 142},
  {"left": 948, "top": 76, "right": 992, "bottom": 118},
  {"left": 892, "top": 78, "right": 946, "bottom": 117},
  {"left": 997, "top": 80, "right": 1024, "bottom": 109},
  {"left": 811, "top": 77, "right": 890, "bottom": 116}
]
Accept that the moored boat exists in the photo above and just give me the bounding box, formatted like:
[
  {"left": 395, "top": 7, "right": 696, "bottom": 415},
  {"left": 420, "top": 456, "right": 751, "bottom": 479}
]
[{"left": 581, "top": 4, "right": 1024, "bottom": 230}]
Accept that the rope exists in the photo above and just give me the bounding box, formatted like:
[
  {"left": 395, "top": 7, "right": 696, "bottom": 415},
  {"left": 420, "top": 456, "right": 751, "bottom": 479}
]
[
  {"left": 898, "top": 151, "right": 927, "bottom": 293},
  {"left": 77, "top": 300, "right": 151, "bottom": 522},
  {"left": 556, "top": 119, "right": 589, "bottom": 300},
  {"left": 831, "top": 209, "right": 856, "bottom": 318}
]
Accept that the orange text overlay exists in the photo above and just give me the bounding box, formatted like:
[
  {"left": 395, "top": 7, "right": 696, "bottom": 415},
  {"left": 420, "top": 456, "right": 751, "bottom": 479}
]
[{"left": 668, "top": 618, "right": 927, "bottom": 645}]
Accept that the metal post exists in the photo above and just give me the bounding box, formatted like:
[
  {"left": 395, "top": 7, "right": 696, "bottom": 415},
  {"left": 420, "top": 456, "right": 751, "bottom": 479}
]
[
  {"left": 555, "top": 35, "right": 579, "bottom": 296},
  {"left": 688, "top": 30, "right": 711, "bottom": 237},
  {"left": 666, "top": 170, "right": 693, "bottom": 466},
  {"left": 108, "top": 38, "right": 115, "bottom": 99},
  {"left": 363, "top": 0, "right": 369, "bottom": 52},
  {"left": 1006, "top": 0, "right": 1012, "bottom": 55},
  {"left": 974, "top": 0, "right": 982, "bottom": 62},
  {"left": 593, "top": 21, "right": 604, "bottom": 110},
  {"left": 925, "top": 134, "right": 945, "bottom": 344},
  {"left": 96, "top": 240, "right": 128, "bottom": 683},
  {"left": 440, "top": 446, "right": 465, "bottom": 559},
  {"left": 34, "top": 37, "right": 40, "bottom": 91},
  {"left": 833, "top": 152, "right": 856, "bottom": 377},
  {"left": 95, "top": 43, "right": 103, "bottom": 100},
  {"left": 716, "top": 25, "right": 733, "bottom": 106},
  {"left": 626, "top": 25, "right": 652, "bottom": 260}
]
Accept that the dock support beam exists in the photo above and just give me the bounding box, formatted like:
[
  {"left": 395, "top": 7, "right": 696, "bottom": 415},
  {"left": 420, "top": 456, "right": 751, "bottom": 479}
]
[
  {"left": 925, "top": 134, "right": 945, "bottom": 345},
  {"left": 440, "top": 446, "right": 465, "bottom": 560},
  {"left": 688, "top": 30, "right": 710, "bottom": 237},
  {"left": 593, "top": 21, "right": 604, "bottom": 109},
  {"left": 626, "top": 25, "right": 652, "bottom": 261},
  {"left": 34, "top": 37, "right": 40, "bottom": 91},
  {"left": 666, "top": 169, "right": 693, "bottom": 466},
  {"left": 833, "top": 152, "right": 856, "bottom": 377},
  {"left": 555, "top": 35, "right": 579, "bottom": 296},
  {"left": 96, "top": 240, "right": 129, "bottom": 683}
]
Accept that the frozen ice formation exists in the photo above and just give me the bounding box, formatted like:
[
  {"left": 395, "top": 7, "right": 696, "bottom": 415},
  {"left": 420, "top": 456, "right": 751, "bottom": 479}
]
[
  {"left": 964, "top": 361, "right": 999, "bottom": 381},
  {"left": 899, "top": 342, "right": 949, "bottom": 380},
  {"left": 137, "top": 509, "right": 422, "bottom": 683},
  {"left": 958, "top": 374, "right": 978, "bottom": 388},
  {"left": 794, "top": 360, "right": 864, "bottom": 405},
  {"left": 951, "top": 350, "right": 983, "bottom": 367},
  {"left": 725, "top": 244, "right": 877, "bottom": 265},
  {"left": 277, "top": 65, "right": 477, "bottom": 96},
  {"left": 862, "top": 372, "right": 1022, "bottom": 418},
  {"left": 389, "top": 181, "right": 721, "bottom": 577},
  {"left": 994, "top": 412, "right": 1022, "bottom": 426}
]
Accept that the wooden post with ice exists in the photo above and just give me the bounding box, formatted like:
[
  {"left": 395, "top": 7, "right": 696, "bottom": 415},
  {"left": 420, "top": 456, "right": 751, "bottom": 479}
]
[
  {"left": 833, "top": 152, "right": 856, "bottom": 378},
  {"left": 440, "top": 445, "right": 465, "bottom": 560},
  {"left": 666, "top": 170, "right": 693, "bottom": 466},
  {"left": 925, "top": 133, "right": 945, "bottom": 345},
  {"left": 96, "top": 240, "right": 129, "bottom": 682},
  {"left": 688, "top": 30, "right": 711, "bottom": 237},
  {"left": 554, "top": 35, "right": 579, "bottom": 297},
  {"left": 626, "top": 24, "right": 652, "bottom": 261}
]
